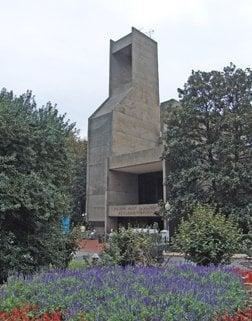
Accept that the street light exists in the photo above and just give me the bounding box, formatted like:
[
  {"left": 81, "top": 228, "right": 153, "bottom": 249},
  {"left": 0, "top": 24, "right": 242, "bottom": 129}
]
[
  {"left": 80, "top": 213, "right": 87, "bottom": 233},
  {"left": 81, "top": 213, "right": 87, "bottom": 222},
  {"left": 164, "top": 201, "right": 171, "bottom": 241},
  {"left": 165, "top": 201, "right": 171, "bottom": 212}
]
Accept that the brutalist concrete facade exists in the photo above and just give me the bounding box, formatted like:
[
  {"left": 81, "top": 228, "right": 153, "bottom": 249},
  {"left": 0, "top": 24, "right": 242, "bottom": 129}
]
[{"left": 87, "top": 27, "right": 167, "bottom": 235}]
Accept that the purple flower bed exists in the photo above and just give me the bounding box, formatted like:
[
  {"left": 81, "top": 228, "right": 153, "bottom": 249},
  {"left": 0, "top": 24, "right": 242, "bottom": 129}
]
[{"left": 0, "top": 264, "right": 248, "bottom": 321}]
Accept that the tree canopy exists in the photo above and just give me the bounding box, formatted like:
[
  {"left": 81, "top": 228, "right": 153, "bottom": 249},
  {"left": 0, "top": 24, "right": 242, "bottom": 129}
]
[
  {"left": 163, "top": 64, "right": 252, "bottom": 232},
  {"left": 0, "top": 89, "right": 82, "bottom": 282},
  {"left": 68, "top": 134, "right": 87, "bottom": 226}
]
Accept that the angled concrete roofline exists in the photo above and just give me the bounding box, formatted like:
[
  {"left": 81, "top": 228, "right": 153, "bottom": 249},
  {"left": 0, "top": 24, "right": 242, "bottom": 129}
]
[
  {"left": 160, "top": 98, "right": 179, "bottom": 107},
  {"left": 110, "top": 27, "right": 157, "bottom": 53},
  {"left": 89, "top": 87, "right": 132, "bottom": 119},
  {"left": 88, "top": 27, "right": 157, "bottom": 120},
  {"left": 110, "top": 32, "right": 132, "bottom": 54},
  {"left": 89, "top": 97, "right": 110, "bottom": 119},
  {"left": 131, "top": 27, "right": 157, "bottom": 44}
]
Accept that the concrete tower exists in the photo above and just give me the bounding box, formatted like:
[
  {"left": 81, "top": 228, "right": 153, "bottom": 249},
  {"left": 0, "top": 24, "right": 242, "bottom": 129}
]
[{"left": 87, "top": 27, "right": 162, "bottom": 234}]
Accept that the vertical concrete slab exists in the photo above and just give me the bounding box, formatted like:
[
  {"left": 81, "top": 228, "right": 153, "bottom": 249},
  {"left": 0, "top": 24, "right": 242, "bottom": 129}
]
[
  {"left": 111, "top": 28, "right": 160, "bottom": 155},
  {"left": 86, "top": 113, "right": 112, "bottom": 231}
]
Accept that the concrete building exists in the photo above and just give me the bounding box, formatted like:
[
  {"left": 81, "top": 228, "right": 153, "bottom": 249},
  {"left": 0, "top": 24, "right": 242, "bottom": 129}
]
[{"left": 86, "top": 27, "right": 169, "bottom": 235}]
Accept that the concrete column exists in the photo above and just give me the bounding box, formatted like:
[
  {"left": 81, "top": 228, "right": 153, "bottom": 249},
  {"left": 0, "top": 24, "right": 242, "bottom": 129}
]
[
  {"left": 104, "top": 157, "right": 109, "bottom": 237},
  {"left": 162, "top": 159, "right": 168, "bottom": 230}
]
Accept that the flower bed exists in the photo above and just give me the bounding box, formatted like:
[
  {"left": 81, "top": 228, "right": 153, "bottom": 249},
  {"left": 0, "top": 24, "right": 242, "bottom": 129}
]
[
  {"left": 217, "top": 307, "right": 252, "bottom": 321},
  {"left": 0, "top": 264, "right": 249, "bottom": 321},
  {"left": 0, "top": 304, "right": 62, "bottom": 321}
]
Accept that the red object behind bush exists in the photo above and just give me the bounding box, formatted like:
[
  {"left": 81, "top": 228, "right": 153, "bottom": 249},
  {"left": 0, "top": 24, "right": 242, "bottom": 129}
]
[{"left": 234, "top": 268, "right": 252, "bottom": 284}]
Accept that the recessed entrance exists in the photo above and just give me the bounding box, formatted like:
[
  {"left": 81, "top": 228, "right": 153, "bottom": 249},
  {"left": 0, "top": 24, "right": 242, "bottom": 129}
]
[{"left": 117, "top": 216, "right": 162, "bottom": 229}]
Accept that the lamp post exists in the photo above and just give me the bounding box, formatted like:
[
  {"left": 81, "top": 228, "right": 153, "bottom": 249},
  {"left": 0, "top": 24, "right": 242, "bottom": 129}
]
[
  {"left": 164, "top": 201, "right": 171, "bottom": 241},
  {"left": 80, "top": 213, "right": 87, "bottom": 233},
  {"left": 81, "top": 212, "right": 87, "bottom": 222}
]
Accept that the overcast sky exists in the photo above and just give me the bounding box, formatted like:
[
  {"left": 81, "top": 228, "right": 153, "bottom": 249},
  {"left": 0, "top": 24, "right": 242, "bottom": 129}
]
[{"left": 0, "top": 0, "right": 251, "bottom": 137}]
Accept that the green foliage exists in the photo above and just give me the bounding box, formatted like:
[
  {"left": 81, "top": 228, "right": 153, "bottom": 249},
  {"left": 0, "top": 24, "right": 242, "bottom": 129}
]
[
  {"left": 155, "top": 199, "right": 171, "bottom": 221},
  {"left": 67, "top": 135, "right": 87, "bottom": 226},
  {"left": 163, "top": 64, "right": 252, "bottom": 230},
  {"left": 101, "top": 227, "right": 156, "bottom": 266},
  {"left": 68, "top": 258, "right": 90, "bottom": 270},
  {"left": 173, "top": 205, "right": 243, "bottom": 265},
  {"left": 243, "top": 217, "right": 252, "bottom": 256},
  {"left": 0, "top": 88, "right": 78, "bottom": 283}
]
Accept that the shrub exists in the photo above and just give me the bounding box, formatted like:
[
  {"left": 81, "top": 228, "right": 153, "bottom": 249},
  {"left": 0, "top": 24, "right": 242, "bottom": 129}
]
[
  {"left": 173, "top": 205, "right": 243, "bottom": 265},
  {"left": 243, "top": 218, "right": 252, "bottom": 257},
  {"left": 101, "top": 227, "right": 156, "bottom": 266},
  {"left": 68, "top": 259, "right": 90, "bottom": 270}
]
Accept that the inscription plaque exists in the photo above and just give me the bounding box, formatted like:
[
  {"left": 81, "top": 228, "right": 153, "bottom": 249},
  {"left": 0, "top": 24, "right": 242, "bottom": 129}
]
[{"left": 109, "top": 204, "right": 158, "bottom": 217}]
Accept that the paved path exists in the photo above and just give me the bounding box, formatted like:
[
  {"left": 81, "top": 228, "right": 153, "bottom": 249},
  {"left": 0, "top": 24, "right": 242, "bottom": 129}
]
[
  {"left": 75, "top": 251, "right": 252, "bottom": 270},
  {"left": 78, "top": 239, "right": 104, "bottom": 253},
  {"left": 75, "top": 240, "right": 252, "bottom": 270}
]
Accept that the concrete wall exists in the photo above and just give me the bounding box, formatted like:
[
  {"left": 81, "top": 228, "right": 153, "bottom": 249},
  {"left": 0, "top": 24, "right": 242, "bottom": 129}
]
[
  {"left": 86, "top": 113, "right": 112, "bottom": 228},
  {"left": 109, "top": 146, "right": 162, "bottom": 170},
  {"left": 111, "top": 28, "right": 160, "bottom": 155},
  {"left": 105, "top": 170, "right": 139, "bottom": 231},
  {"left": 108, "top": 171, "right": 138, "bottom": 206}
]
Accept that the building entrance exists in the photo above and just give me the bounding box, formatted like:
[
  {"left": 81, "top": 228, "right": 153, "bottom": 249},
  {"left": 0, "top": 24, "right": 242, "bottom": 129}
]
[{"left": 117, "top": 217, "right": 162, "bottom": 229}]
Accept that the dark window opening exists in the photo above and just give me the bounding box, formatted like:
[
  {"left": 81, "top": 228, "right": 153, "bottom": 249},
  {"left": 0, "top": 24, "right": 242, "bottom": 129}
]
[
  {"left": 138, "top": 171, "right": 163, "bottom": 204},
  {"left": 110, "top": 44, "right": 132, "bottom": 93}
]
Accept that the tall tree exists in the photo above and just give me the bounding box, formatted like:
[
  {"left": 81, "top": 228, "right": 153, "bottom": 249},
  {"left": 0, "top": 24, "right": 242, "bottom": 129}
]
[
  {"left": 68, "top": 134, "right": 87, "bottom": 226},
  {"left": 0, "top": 89, "right": 77, "bottom": 283},
  {"left": 163, "top": 64, "right": 252, "bottom": 231}
]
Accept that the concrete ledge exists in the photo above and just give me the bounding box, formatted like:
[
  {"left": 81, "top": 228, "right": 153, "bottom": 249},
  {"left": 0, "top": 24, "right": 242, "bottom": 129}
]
[
  {"left": 109, "top": 146, "right": 163, "bottom": 171},
  {"left": 232, "top": 254, "right": 250, "bottom": 259},
  {"left": 111, "top": 34, "right": 132, "bottom": 53},
  {"left": 163, "top": 252, "right": 251, "bottom": 259},
  {"left": 163, "top": 252, "right": 185, "bottom": 257}
]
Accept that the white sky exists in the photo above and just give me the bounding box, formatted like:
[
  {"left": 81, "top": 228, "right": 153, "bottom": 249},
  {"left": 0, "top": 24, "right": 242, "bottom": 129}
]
[{"left": 0, "top": 0, "right": 251, "bottom": 137}]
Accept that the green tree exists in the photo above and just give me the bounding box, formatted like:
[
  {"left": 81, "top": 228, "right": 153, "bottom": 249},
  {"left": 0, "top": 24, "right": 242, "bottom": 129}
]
[
  {"left": 173, "top": 205, "right": 243, "bottom": 265},
  {"left": 163, "top": 64, "right": 252, "bottom": 231},
  {"left": 0, "top": 88, "right": 77, "bottom": 283},
  {"left": 68, "top": 134, "right": 87, "bottom": 226}
]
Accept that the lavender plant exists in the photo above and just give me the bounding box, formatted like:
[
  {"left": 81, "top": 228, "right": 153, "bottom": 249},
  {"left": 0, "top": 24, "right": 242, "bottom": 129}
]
[{"left": 0, "top": 264, "right": 248, "bottom": 321}]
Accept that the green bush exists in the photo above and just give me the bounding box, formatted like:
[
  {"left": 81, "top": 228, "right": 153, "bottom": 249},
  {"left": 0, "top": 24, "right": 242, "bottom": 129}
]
[
  {"left": 68, "top": 258, "right": 90, "bottom": 270},
  {"left": 173, "top": 205, "right": 243, "bottom": 265},
  {"left": 101, "top": 227, "right": 157, "bottom": 266},
  {"left": 245, "top": 217, "right": 252, "bottom": 256},
  {"left": 0, "top": 89, "right": 78, "bottom": 283}
]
